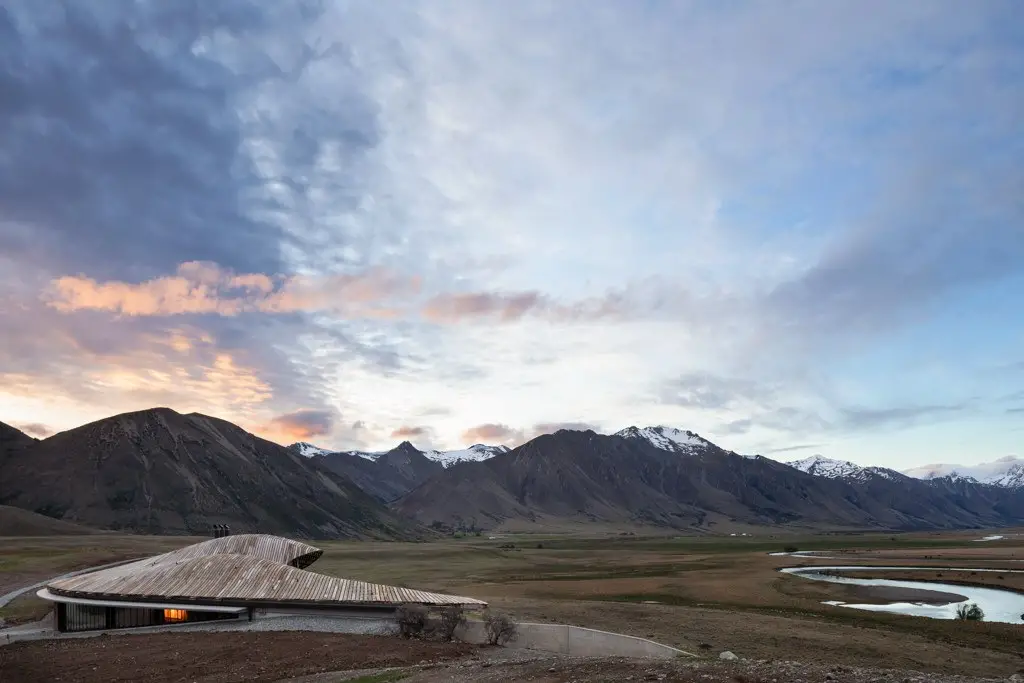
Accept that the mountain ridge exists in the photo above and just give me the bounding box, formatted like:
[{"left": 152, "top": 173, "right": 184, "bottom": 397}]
[
  {"left": 395, "top": 428, "right": 1024, "bottom": 532},
  {"left": 0, "top": 408, "right": 422, "bottom": 540}
]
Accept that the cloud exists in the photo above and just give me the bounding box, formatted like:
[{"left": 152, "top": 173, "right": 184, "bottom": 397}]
[
  {"left": 718, "top": 419, "right": 754, "bottom": 436},
  {"left": 760, "top": 443, "right": 826, "bottom": 455},
  {"left": 12, "top": 422, "right": 52, "bottom": 438},
  {"left": 421, "top": 290, "right": 628, "bottom": 324},
  {"left": 2, "top": 0, "right": 1022, "bottom": 468},
  {"left": 263, "top": 409, "right": 337, "bottom": 442},
  {"left": 838, "top": 404, "right": 968, "bottom": 430},
  {"left": 0, "top": 0, "right": 300, "bottom": 282},
  {"left": 391, "top": 425, "right": 431, "bottom": 439},
  {"left": 661, "top": 373, "right": 774, "bottom": 411},
  {"left": 461, "top": 423, "right": 525, "bottom": 445},
  {"left": 456, "top": 420, "right": 597, "bottom": 446},
  {"left": 47, "top": 262, "right": 417, "bottom": 318}
]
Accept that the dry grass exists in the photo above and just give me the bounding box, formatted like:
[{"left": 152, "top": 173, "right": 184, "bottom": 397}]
[
  {"left": 0, "top": 534, "right": 196, "bottom": 593},
  {"left": 3, "top": 530, "right": 1024, "bottom": 677},
  {"left": 0, "top": 592, "right": 51, "bottom": 626}
]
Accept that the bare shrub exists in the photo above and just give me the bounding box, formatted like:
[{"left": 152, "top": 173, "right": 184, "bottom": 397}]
[
  {"left": 483, "top": 610, "right": 518, "bottom": 646},
  {"left": 395, "top": 603, "right": 429, "bottom": 638},
  {"left": 955, "top": 603, "right": 985, "bottom": 621},
  {"left": 435, "top": 606, "right": 467, "bottom": 642},
  {"left": 782, "top": 545, "right": 799, "bottom": 553}
]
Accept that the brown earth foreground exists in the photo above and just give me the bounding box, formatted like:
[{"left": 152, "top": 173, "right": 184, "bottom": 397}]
[
  {"left": 0, "top": 632, "right": 474, "bottom": 683},
  {"left": 1, "top": 634, "right": 1014, "bottom": 683}
]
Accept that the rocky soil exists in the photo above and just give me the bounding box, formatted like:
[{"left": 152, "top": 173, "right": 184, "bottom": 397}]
[{"left": 306, "top": 649, "right": 1024, "bottom": 683}]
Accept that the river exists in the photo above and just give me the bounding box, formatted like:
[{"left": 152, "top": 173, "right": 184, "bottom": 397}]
[{"left": 780, "top": 565, "right": 1024, "bottom": 624}]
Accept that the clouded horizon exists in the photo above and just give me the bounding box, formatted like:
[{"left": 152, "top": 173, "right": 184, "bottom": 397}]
[{"left": 1, "top": 1, "right": 1021, "bottom": 468}]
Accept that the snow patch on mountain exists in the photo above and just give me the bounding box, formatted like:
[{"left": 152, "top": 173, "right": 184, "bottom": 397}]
[
  {"left": 788, "top": 454, "right": 905, "bottom": 482},
  {"left": 615, "top": 425, "right": 711, "bottom": 453},
  {"left": 789, "top": 455, "right": 864, "bottom": 479},
  {"left": 425, "top": 444, "right": 511, "bottom": 467},
  {"left": 902, "top": 456, "right": 1024, "bottom": 488},
  {"left": 291, "top": 442, "right": 335, "bottom": 458}
]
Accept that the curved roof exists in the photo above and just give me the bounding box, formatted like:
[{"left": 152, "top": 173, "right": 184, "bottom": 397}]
[
  {"left": 157, "top": 534, "right": 324, "bottom": 569},
  {"left": 46, "top": 535, "right": 485, "bottom": 609}
]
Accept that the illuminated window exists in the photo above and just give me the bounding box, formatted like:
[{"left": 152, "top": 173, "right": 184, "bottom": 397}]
[{"left": 163, "top": 609, "right": 188, "bottom": 623}]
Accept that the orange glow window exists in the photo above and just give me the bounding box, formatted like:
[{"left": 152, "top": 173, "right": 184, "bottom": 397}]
[{"left": 163, "top": 609, "right": 188, "bottom": 622}]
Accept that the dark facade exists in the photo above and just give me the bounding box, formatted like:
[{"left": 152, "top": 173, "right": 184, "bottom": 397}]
[{"left": 54, "top": 602, "right": 241, "bottom": 633}]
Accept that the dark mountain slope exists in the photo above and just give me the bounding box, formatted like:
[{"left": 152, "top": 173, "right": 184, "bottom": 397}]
[
  {"left": 314, "top": 441, "right": 443, "bottom": 502},
  {"left": 397, "top": 429, "right": 1024, "bottom": 531},
  {"left": 0, "top": 408, "right": 421, "bottom": 540},
  {"left": 0, "top": 421, "right": 36, "bottom": 465}
]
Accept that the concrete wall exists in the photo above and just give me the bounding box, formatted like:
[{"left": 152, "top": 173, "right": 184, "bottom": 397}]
[{"left": 456, "top": 620, "right": 693, "bottom": 659}]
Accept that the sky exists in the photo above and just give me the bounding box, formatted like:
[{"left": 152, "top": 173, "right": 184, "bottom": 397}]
[{"left": 0, "top": 0, "right": 1022, "bottom": 469}]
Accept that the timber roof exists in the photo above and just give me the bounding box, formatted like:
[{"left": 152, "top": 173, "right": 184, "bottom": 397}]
[{"left": 46, "top": 534, "right": 486, "bottom": 609}]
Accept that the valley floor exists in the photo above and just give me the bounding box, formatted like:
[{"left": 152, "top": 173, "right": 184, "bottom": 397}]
[{"left": 2, "top": 528, "right": 1023, "bottom": 681}]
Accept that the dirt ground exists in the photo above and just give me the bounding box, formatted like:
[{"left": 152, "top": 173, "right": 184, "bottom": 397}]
[
  {"left": 367, "top": 651, "right": 1019, "bottom": 683},
  {"left": 0, "top": 632, "right": 475, "bottom": 683},
  {"left": 4, "top": 635, "right": 1013, "bottom": 683}
]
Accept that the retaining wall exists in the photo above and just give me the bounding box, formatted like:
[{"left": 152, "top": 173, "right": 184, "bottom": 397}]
[{"left": 457, "top": 621, "right": 692, "bottom": 659}]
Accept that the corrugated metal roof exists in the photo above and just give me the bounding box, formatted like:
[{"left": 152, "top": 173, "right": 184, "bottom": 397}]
[{"left": 46, "top": 536, "right": 486, "bottom": 609}]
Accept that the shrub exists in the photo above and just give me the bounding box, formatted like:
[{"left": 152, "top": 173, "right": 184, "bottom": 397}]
[
  {"left": 955, "top": 603, "right": 985, "bottom": 621},
  {"left": 394, "top": 604, "right": 429, "bottom": 638},
  {"left": 434, "top": 605, "right": 467, "bottom": 642},
  {"left": 483, "top": 610, "right": 518, "bottom": 646},
  {"left": 782, "top": 545, "right": 799, "bottom": 553}
]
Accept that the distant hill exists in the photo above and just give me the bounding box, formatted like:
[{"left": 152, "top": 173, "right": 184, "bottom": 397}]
[
  {"left": 902, "top": 456, "right": 1024, "bottom": 488},
  {"left": 396, "top": 427, "right": 1024, "bottom": 532},
  {"left": 0, "top": 504, "right": 100, "bottom": 536},
  {"left": 312, "top": 441, "right": 443, "bottom": 502},
  {"left": 0, "top": 408, "right": 422, "bottom": 540}
]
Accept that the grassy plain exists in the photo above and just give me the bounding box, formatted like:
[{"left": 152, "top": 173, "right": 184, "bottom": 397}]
[{"left": 1, "top": 529, "right": 1022, "bottom": 677}]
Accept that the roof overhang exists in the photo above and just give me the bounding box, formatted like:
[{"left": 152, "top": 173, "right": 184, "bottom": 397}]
[{"left": 37, "top": 588, "right": 246, "bottom": 614}]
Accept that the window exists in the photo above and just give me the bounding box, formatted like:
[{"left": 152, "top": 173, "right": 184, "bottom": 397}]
[{"left": 163, "top": 608, "right": 188, "bottom": 623}]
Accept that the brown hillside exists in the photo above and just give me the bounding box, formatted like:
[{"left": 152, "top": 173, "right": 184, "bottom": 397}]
[
  {"left": 0, "top": 408, "right": 422, "bottom": 540},
  {"left": 0, "top": 504, "right": 100, "bottom": 536}
]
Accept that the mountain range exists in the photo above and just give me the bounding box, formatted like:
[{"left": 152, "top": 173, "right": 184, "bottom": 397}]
[
  {"left": 389, "top": 427, "right": 1024, "bottom": 531},
  {"left": 1, "top": 411, "right": 1021, "bottom": 538},
  {"left": 291, "top": 441, "right": 511, "bottom": 468},
  {"left": 0, "top": 409, "right": 418, "bottom": 540}
]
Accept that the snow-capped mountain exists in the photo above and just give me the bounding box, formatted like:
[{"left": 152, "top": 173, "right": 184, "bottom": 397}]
[
  {"left": 615, "top": 425, "right": 712, "bottom": 454},
  {"left": 902, "top": 456, "right": 1024, "bottom": 488},
  {"left": 291, "top": 442, "right": 336, "bottom": 458},
  {"left": 289, "top": 441, "right": 508, "bottom": 468},
  {"left": 787, "top": 454, "right": 905, "bottom": 482},
  {"left": 424, "top": 443, "right": 511, "bottom": 467}
]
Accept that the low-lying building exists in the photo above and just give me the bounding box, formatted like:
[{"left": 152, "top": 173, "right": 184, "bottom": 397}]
[{"left": 38, "top": 534, "right": 486, "bottom": 633}]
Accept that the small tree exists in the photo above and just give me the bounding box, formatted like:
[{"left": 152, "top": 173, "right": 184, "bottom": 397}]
[
  {"left": 395, "top": 603, "right": 429, "bottom": 638},
  {"left": 434, "top": 606, "right": 467, "bottom": 642},
  {"left": 955, "top": 603, "right": 985, "bottom": 621},
  {"left": 483, "top": 610, "right": 518, "bottom": 646}
]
